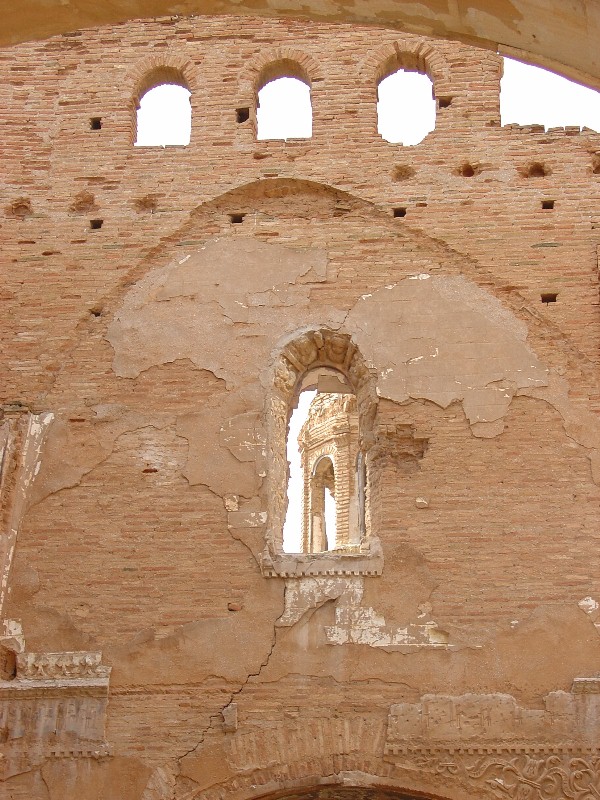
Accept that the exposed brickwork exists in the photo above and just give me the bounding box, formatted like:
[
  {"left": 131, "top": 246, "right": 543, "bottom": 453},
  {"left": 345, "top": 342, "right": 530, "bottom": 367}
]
[{"left": 1, "top": 13, "right": 600, "bottom": 800}]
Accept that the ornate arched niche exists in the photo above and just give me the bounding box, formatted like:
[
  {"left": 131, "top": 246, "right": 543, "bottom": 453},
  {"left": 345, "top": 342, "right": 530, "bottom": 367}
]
[{"left": 261, "top": 328, "right": 383, "bottom": 578}]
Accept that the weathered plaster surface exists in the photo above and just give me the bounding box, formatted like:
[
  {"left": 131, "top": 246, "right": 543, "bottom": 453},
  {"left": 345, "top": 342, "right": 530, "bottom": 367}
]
[
  {"left": 344, "top": 274, "right": 548, "bottom": 436},
  {"left": 28, "top": 407, "right": 176, "bottom": 507},
  {"left": 279, "top": 576, "right": 449, "bottom": 649},
  {"left": 108, "top": 238, "right": 329, "bottom": 384},
  {"left": 107, "top": 238, "right": 600, "bottom": 495}
]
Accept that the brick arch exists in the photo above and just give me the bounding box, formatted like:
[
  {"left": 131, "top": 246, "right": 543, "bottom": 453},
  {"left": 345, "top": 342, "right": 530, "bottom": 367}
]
[
  {"left": 190, "top": 756, "right": 474, "bottom": 800},
  {"left": 129, "top": 53, "right": 199, "bottom": 106},
  {"left": 244, "top": 47, "right": 324, "bottom": 94},
  {"left": 127, "top": 55, "right": 198, "bottom": 144},
  {"left": 359, "top": 40, "right": 452, "bottom": 97}
]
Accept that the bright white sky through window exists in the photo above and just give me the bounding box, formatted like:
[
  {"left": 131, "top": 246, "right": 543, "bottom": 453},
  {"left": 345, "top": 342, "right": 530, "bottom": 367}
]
[
  {"left": 257, "top": 77, "right": 312, "bottom": 140},
  {"left": 134, "top": 59, "right": 600, "bottom": 147},
  {"left": 135, "top": 84, "right": 191, "bottom": 146},
  {"left": 501, "top": 57, "right": 600, "bottom": 130},
  {"left": 283, "top": 390, "right": 315, "bottom": 553},
  {"left": 378, "top": 70, "right": 436, "bottom": 144}
]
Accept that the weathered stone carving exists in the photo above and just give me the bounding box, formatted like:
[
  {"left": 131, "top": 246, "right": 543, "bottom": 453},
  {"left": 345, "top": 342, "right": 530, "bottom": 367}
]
[
  {"left": 386, "top": 691, "right": 600, "bottom": 748},
  {"left": 392, "top": 749, "right": 600, "bottom": 800},
  {"left": 0, "top": 409, "right": 53, "bottom": 617},
  {"left": 16, "top": 650, "right": 110, "bottom": 681},
  {"left": 0, "top": 650, "right": 111, "bottom": 780},
  {"left": 384, "top": 689, "right": 600, "bottom": 798}
]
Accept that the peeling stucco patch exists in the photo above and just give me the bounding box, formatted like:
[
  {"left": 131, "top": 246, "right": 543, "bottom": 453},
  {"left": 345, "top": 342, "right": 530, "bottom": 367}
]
[
  {"left": 107, "top": 237, "right": 329, "bottom": 384},
  {"left": 278, "top": 575, "right": 361, "bottom": 626},
  {"left": 178, "top": 404, "right": 263, "bottom": 498},
  {"left": 28, "top": 406, "right": 176, "bottom": 506},
  {"left": 578, "top": 596, "right": 600, "bottom": 637},
  {"left": 279, "top": 575, "right": 449, "bottom": 649},
  {"left": 324, "top": 596, "right": 450, "bottom": 649},
  {"left": 343, "top": 274, "right": 548, "bottom": 435}
]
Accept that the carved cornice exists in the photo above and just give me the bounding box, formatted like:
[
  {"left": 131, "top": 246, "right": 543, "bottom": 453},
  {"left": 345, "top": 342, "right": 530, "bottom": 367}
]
[
  {"left": 261, "top": 535, "right": 383, "bottom": 577},
  {"left": 16, "top": 650, "right": 110, "bottom": 683},
  {"left": 0, "top": 650, "right": 111, "bottom": 780}
]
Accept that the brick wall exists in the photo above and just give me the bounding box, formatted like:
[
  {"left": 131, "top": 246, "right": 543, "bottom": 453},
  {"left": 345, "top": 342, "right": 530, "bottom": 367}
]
[{"left": 1, "top": 14, "right": 600, "bottom": 799}]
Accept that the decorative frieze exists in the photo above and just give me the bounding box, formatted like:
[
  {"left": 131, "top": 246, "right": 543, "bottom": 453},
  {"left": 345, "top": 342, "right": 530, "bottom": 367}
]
[
  {"left": 389, "top": 748, "right": 600, "bottom": 800},
  {"left": 0, "top": 651, "right": 111, "bottom": 780},
  {"left": 384, "top": 689, "right": 600, "bottom": 799},
  {"left": 16, "top": 651, "right": 110, "bottom": 682}
]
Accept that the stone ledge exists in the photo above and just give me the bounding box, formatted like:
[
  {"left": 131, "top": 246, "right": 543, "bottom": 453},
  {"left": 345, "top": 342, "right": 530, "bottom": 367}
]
[{"left": 260, "top": 536, "right": 384, "bottom": 578}]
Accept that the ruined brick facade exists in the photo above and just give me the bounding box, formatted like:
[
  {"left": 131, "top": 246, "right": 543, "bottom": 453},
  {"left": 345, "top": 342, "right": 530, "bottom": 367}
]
[{"left": 1, "top": 12, "right": 600, "bottom": 800}]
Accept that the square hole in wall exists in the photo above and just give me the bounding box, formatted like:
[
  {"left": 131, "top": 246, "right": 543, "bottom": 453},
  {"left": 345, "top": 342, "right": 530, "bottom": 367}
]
[
  {"left": 90, "top": 219, "right": 104, "bottom": 230},
  {"left": 541, "top": 292, "right": 558, "bottom": 303},
  {"left": 393, "top": 207, "right": 407, "bottom": 218},
  {"left": 229, "top": 213, "right": 245, "bottom": 224},
  {"left": 438, "top": 96, "right": 453, "bottom": 109},
  {"left": 90, "top": 117, "right": 102, "bottom": 130},
  {"left": 541, "top": 200, "right": 555, "bottom": 209},
  {"left": 236, "top": 107, "right": 250, "bottom": 124}
]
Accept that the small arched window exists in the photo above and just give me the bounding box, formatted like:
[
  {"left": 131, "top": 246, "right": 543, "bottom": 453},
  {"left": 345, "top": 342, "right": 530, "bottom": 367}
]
[
  {"left": 308, "top": 455, "right": 337, "bottom": 552},
  {"left": 266, "top": 330, "right": 383, "bottom": 576},
  {"left": 134, "top": 68, "right": 191, "bottom": 147},
  {"left": 256, "top": 60, "right": 312, "bottom": 140},
  {"left": 377, "top": 67, "right": 436, "bottom": 145}
]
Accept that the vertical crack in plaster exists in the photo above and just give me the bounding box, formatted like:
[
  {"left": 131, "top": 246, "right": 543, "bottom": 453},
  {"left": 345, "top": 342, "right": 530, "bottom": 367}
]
[{"left": 174, "top": 619, "right": 278, "bottom": 766}]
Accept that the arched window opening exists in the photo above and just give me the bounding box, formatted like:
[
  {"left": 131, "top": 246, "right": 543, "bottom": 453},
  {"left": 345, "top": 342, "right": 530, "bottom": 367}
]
[
  {"left": 135, "top": 83, "right": 191, "bottom": 147},
  {"left": 309, "top": 456, "right": 337, "bottom": 552},
  {"left": 500, "top": 57, "right": 600, "bottom": 131},
  {"left": 377, "top": 69, "right": 436, "bottom": 145},
  {"left": 266, "top": 329, "right": 382, "bottom": 576},
  {"left": 282, "top": 366, "right": 362, "bottom": 555},
  {"left": 257, "top": 75, "right": 312, "bottom": 140}
]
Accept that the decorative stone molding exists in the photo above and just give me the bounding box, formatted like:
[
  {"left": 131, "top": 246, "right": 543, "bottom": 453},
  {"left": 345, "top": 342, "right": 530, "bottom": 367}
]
[
  {"left": 386, "top": 748, "right": 600, "bottom": 800},
  {"left": 0, "top": 651, "right": 111, "bottom": 780},
  {"left": 261, "top": 538, "right": 384, "bottom": 578},
  {"left": 16, "top": 651, "right": 110, "bottom": 682},
  {"left": 385, "top": 691, "right": 600, "bottom": 750},
  {"left": 0, "top": 409, "right": 53, "bottom": 617},
  {"left": 383, "top": 688, "right": 600, "bottom": 798}
]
